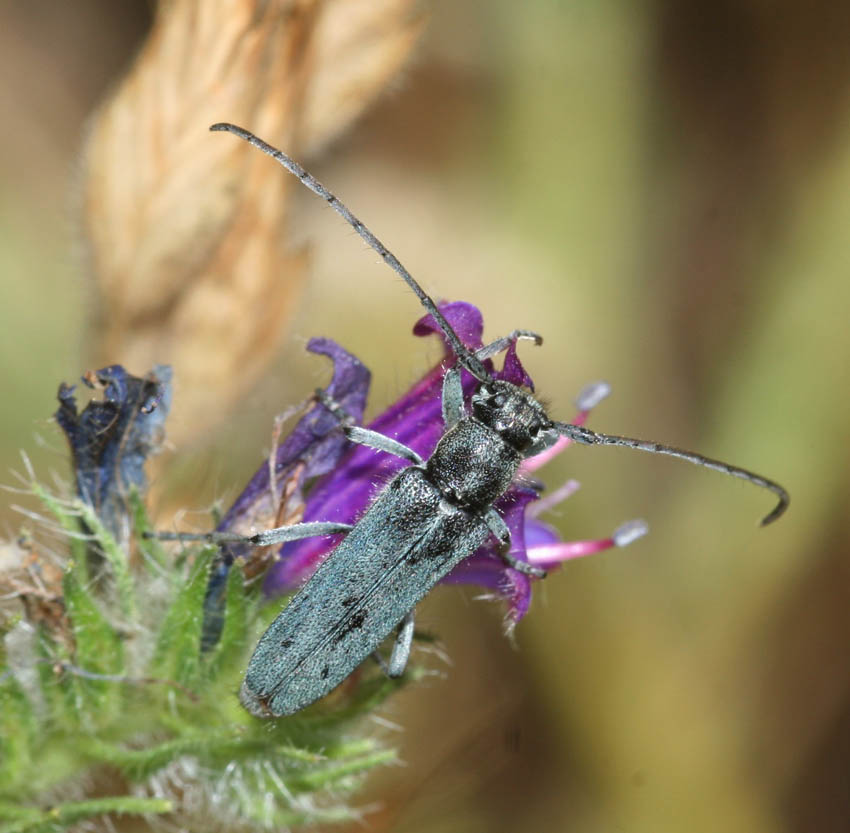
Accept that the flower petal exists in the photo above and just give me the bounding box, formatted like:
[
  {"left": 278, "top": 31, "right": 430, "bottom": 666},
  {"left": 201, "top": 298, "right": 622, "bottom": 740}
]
[
  {"left": 55, "top": 364, "right": 171, "bottom": 538},
  {"left": 218, "top": 338, "right": 370, "bottom": 534}
]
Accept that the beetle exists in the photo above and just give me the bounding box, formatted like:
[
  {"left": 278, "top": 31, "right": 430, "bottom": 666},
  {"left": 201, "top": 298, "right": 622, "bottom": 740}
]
[{"left": 162, "top": 123, "right": 789, "bottom": 717}]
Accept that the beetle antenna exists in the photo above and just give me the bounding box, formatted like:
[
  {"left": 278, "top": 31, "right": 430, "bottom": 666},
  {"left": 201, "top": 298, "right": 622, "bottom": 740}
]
[
  {"left": 210, "top": 122, "right": 491, "bottom": 382},
  {"left": 553, "top": 422, "right": 789, "bottom": 526}
]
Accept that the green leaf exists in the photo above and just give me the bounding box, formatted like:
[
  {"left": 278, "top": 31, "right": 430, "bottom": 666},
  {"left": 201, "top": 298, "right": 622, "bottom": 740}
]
[
  {"left": 85, "top": 728, "right": 271, "bottom": 780},
  {"left": 150, "top": 547, "right": 214, "bottom": 687},
  {"left": 287, "top": 747, "right": 398, "bottom": 792},
  {"left": 31, "top": 627, "right": 68, "bottom": 727},
  {"left": 28, "top": 484, "right": 86, "bottom": 582},
  {"left": 74, "top": 502, "right": 136, "bottom": 622},
  {"left": 0, "top": 678, "right": 36, "bottom": 794},
  {"left": 62, "top": 570, "right": 125, "bottom": 715},
  {"left": 0, "top": 796, "right": 172, "bottom": 833}
]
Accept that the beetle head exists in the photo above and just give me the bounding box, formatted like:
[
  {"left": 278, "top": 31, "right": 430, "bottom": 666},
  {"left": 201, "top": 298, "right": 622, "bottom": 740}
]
[{"left": 471, "top": 380, "right": 554, "bottom": 453}]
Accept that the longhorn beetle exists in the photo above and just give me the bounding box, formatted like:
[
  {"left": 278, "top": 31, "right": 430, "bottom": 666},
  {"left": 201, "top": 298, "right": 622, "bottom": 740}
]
[{"left": 161, "top": 123, "right": 789, "bottom": 717}]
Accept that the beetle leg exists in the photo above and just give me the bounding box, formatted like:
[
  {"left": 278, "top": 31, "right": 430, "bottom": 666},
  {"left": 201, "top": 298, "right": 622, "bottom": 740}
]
[
  {"left": 316, "top": 388, "right": 423, "bottom": 464},
  {"left": 153, "top": 520, "right": 354, "bottom": 546},
  {"left": 342, "top": 425, "right": 423, "bottom": 465},
  {"left": 442, "top": 366, "right": 465, "bottom": 428},
  {"left": 387, "top": 610, "right": 416, "bottom": 678},
  {"left": 371, "top": 610, "right": 415, "bottom": 678},
  {"left": 474, "top": 330, "right": 542, "bottom": 361},
  {"left": 484, "top": 508, "right": 546, "bottom": 579}
]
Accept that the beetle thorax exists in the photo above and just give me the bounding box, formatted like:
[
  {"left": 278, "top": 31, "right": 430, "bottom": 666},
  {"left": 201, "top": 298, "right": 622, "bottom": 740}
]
[
  {"left": 423, "top": 381, "right": 550, "bottom": 510},
  {"left": 425, "top": 419, "right": 522, "bottom": 510}
]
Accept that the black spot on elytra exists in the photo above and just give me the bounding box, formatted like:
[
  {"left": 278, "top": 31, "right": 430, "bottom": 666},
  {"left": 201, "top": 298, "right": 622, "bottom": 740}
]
[
  {"left": 320, "top": 665, "right": 330, "bottom": 679},
  {"left": 280, "top": 638, "right": 293, "bottom": 649},
  {"left": 338, "top": 609, "right": 367, "bottom": 638}
]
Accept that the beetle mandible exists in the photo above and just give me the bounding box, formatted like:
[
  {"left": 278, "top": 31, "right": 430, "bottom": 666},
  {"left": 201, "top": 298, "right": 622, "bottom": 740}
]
[{"left": 161, "top": 123, "right": 789, "bottom": 717}]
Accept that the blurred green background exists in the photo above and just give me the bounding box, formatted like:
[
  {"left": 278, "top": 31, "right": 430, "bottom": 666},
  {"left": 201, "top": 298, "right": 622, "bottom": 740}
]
[{"left": 2, "top": 2, "right": 849, "bottom": 832}]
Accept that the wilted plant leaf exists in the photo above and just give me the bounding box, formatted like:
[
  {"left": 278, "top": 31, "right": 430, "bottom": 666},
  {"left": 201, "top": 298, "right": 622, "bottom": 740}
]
[{"left": 81, "top": 0, "right": 424, "bottom": 444}]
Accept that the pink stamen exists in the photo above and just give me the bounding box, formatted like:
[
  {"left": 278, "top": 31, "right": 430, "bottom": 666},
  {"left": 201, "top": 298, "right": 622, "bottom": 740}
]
[
  {"left": 528, "top": 519, "right": 648, "bottom": 567},
  {"left": 527, "top": 536, "right": 615, "bottom": 566},
  {"left": 527, "top": 479, "right": 581, "bottom": 518}
]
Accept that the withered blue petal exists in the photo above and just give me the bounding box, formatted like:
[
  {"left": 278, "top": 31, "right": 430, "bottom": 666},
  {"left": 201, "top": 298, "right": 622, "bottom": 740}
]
[{"left": 55, "top": 364, "right": 171, "bottom": 538}]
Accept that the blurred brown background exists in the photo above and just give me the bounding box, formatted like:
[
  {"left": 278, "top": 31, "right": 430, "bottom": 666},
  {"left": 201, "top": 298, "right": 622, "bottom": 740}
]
[{"left": 2, "top": 2, "right": 849, "bottom": 832}]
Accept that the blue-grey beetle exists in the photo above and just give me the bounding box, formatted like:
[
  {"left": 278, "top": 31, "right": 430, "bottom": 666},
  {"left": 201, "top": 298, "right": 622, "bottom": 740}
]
[{"left": 161, "top": 123, "right": 789, "bottom": 717}]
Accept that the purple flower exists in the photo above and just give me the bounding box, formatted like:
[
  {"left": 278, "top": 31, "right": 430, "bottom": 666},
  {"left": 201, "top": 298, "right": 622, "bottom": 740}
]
[{"left": 223, "top": 302, "right": 646, "bottom": 625}]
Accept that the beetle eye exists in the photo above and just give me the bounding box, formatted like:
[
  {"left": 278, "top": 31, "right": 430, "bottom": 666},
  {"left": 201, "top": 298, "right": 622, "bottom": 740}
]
[{"left": 493, "top": 393, "right": 507, "bottom": 408}]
